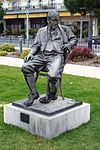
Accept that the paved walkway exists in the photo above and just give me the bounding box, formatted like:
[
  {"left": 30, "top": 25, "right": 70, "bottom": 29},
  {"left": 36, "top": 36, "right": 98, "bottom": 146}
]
[
  {"left": 0, "top": 56, "right": 23, "bottom": 68},
  {"left": 0, "top": 56, "right": 100, "bottom": 79},
  {"left": 0, "top": 104, "right": 5, "bottom": 107}
]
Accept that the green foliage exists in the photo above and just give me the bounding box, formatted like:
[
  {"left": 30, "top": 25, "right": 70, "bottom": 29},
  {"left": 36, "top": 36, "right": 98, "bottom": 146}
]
[
  {"left": 64, "top": 0, "right": 100, "bottom": 17},
  {"left": 29, "top": 28, "right": 38, "bottom": 36},
  {"left": 3, "top": 29, "right": 11, "bottom": 35},
  {"left": 0, "top": 2, "right": 6, "bottom": 20},
  {"left": 70, "top": 23, "right": 88, "bottom": 38},
  {"left": 20, "top": 29, "right": 26, "bottom": 35},
  {"left": 84, "top": 0, "right": 100, "bottom": 15},
  {"left": 4, "top": 28, "right": 21, "bottom": 36},
  {"left": 83, "top": 28, "right": 88, "bottom": 38},
  {"left": 64, "top": 0, "right": 78, "bottom": 14},
  {"left": 64, "top": 0, "right": 87, "bottom": 15},
  {"left": 0, "top": 50, "right": 8, "bottom": 56},
  {"left": 21, "top": 49, "right": 30, "bottom": 59},
  {"left": 20, "top": 28, "right": 38, "bottom": 36},
  {"left": 0, "top": 43, "right": 15, "bottom": 52},
  {"left": 3, "top": 28, "right": 38, "bottom": 37},
  {"left": 42, "top": 5, "right": 49, "bottom": 9},
  {"left": 11, "top": 28, "right": 21, "bottom": 36},
  {"left": 94, "top": 8, "right": 100, "bottom": 17}
]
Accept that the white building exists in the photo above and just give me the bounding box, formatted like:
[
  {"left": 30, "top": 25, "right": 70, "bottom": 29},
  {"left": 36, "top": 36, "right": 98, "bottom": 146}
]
[{"left": 0, "top": 0, "right": 99, "bottom": 37}]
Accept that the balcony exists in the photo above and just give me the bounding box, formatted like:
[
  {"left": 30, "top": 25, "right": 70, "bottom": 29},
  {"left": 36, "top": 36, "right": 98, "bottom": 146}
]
[{"left": 5, "top": 3, "right": 66, "bottom": 14}]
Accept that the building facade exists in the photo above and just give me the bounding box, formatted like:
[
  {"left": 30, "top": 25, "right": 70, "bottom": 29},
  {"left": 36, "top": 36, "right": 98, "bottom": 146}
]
[{"left": 0, "top": 0, "right": 99, "bottom": 37}]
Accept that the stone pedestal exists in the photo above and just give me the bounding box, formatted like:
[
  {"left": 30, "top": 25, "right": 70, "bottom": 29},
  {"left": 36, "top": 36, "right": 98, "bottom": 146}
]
[{"left": 4, "top": 97, "right": 90, "bottom": 139}]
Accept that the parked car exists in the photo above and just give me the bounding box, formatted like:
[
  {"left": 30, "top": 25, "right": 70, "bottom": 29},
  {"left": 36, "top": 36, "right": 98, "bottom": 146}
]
[
  {"left": 92, "top": 36, "right": 100, "bottom": 45},
  {"left": 85, "top": 36, "right": 100, "bottom": 48}
]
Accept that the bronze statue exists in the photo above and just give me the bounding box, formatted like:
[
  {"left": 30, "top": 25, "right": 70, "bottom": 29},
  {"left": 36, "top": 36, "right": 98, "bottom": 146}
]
[{"left": 21, "top": 10, "right": 77, "bottom": 106}]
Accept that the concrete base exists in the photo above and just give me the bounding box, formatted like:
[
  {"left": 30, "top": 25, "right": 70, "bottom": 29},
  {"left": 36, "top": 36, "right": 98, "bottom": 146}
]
[{"left": 4, "top": 97, "right": 90, "bottom": 139}]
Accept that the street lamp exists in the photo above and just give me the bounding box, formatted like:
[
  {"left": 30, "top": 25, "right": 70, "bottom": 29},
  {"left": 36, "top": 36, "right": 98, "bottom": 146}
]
[
  {"left": 80, "top": 16, "right": 83, "bottom": 42},
  {"left": 79, "top": 7, "right": 86, "bottom": 45},
  {"left": 25, "top": 4, "right": 30, "bottom": 47}
]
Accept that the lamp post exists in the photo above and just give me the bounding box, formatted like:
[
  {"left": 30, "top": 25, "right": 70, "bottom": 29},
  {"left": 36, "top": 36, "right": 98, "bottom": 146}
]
[
  {"left": 80, "top": 16, "right": 83, "bottom": 43},
  {"left": 25, "top": 5, "right": 30, "bottom": 48},
  {"left": 79, "top": 7, "right": 86, "bottom": 45},
  {"left": 88, "top": 12, "right": 94, "bottom": 49}
]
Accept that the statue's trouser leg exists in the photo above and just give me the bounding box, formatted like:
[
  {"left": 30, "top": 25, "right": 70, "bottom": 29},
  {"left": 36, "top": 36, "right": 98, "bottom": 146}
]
[
  {"left": 47, "top": 77, "right": 58, "bottom": 100},
  {"left": 21, "top": 65, "right": 39, "bottom": 106},
  {"left": 21, "top": 64, "right": 38, "bottom": 95},
  {"left": 46, "top": 54, "right": 63, "bottom": 100},
  {"left": 23, "top": 73, "right": 38, "bottom": 95},
  {"left": 39, "top": 76, "right": 58, "bottom": 103}
]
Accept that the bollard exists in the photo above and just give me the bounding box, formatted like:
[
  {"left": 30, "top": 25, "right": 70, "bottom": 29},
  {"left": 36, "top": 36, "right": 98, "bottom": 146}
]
[
  {"left": 9, "top": 35, "right": 12, "bottom": 43},
  {"left": 19, "top": 36, "right": 22, "bottom": 54}
]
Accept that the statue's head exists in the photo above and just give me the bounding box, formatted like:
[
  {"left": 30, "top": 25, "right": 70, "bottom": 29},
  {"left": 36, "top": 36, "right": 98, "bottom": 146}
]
[{"left": 47, "top": 10, "right": 59, "bottom": 30}]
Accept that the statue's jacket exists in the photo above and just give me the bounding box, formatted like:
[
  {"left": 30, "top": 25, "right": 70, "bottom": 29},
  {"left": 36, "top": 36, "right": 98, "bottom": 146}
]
[{"left": 30, "top": 25, "right": 78, "bottom": 56}]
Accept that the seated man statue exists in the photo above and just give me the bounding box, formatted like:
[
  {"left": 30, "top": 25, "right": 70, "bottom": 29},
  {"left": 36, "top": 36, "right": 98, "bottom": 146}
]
[{"left": 21, "top": 10, "right": 77, "bottom": 106}]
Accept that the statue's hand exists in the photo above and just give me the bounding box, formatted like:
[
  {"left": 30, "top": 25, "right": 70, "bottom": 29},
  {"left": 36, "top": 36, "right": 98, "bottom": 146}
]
[
  {"left": 61, "top": 44, "right": 68, "bottom": 51},
  {"left": 24, "top": 53, "right": 34, "bottom": 62}
]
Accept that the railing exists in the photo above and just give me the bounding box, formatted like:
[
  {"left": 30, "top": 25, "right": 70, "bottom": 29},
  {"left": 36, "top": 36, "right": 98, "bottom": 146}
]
[
  {"left": 77, "top": 39, "right": 100, "bottom": 54},
  {"left": 0, "top": 37, "right": 100, "bottom": 53},
  {"left": 0, "top": 36, "right": 33, "bottom": 48},
  {"left": 5, "top": 3, "right": 66, "bottom": 13}
]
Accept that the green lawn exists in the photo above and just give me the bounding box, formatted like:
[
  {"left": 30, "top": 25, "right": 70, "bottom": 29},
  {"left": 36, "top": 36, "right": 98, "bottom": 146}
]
[{"left": 0, "top": 65, "right": 100, "bottom": 150}]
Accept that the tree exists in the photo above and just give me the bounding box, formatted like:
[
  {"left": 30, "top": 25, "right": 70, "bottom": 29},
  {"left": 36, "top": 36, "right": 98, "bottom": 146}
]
[
  {"left": 84, "top": 0, "right": 100, "bottom": 48},
  {"left": 64, "top": 0, "right": 100, "bottom": 48},
  {"left": 64, "top": 0, "right": 87, "bottom": 15},
  {"left": 0, "top": 2, "right": 5, "bottom": 21}
]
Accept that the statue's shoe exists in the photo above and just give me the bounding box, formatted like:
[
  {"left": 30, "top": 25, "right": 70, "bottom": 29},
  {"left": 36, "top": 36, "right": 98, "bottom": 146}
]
[
  {"left": 23, "top": 92, "right": 39, "bottom": 106},
  {"left": 48, "top": 95, "right": 58, "bottom": 101},
  {"left": 39, "top": 96, "right": 58, "bottom": 104}
]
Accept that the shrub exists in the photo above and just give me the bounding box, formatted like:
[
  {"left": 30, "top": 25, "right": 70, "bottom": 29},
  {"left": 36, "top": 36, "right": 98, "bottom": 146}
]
[
  {"left": 83, "top": 29, "right": 88, "bottom": 38},
  {"left": 20, "top": 29, "right": 26, "bottom": 36},
  {"left": 0, "top": 44, "right": 3, "bottom": 50},
  {"left": 0, "top": 43, "right": 15, "bottom": 52},
  {"left": 12, "top": 29, "right": 20, "bottom": 36},
  {"left": 29, "top": 28, "right": 38, "bottom": 37},
  {"left": 42, "top": 5, "right": 48, "bottom": 9},
  {"left": 68, "top": 47, "right": 94, "bottom": 61},
  {"left": 0, "top": 50, "right": 8, "bottom": 56},
  {"left": 3, "top": 29, "right": 12, "bottom": 35},
  {"left": 21, "top": 49, "right": 30, "bottom": 59}
]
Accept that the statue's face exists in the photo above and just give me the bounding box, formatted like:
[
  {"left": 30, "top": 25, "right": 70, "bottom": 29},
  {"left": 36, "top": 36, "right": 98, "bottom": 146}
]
[{"left": 48, "top": 17, "right": 59, "bottom": 30}]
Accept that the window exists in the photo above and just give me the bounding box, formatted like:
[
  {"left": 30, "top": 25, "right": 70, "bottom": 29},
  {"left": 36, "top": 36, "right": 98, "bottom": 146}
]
[{"left": 39, "top": 0, "right": 42, "bottom": 7}]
